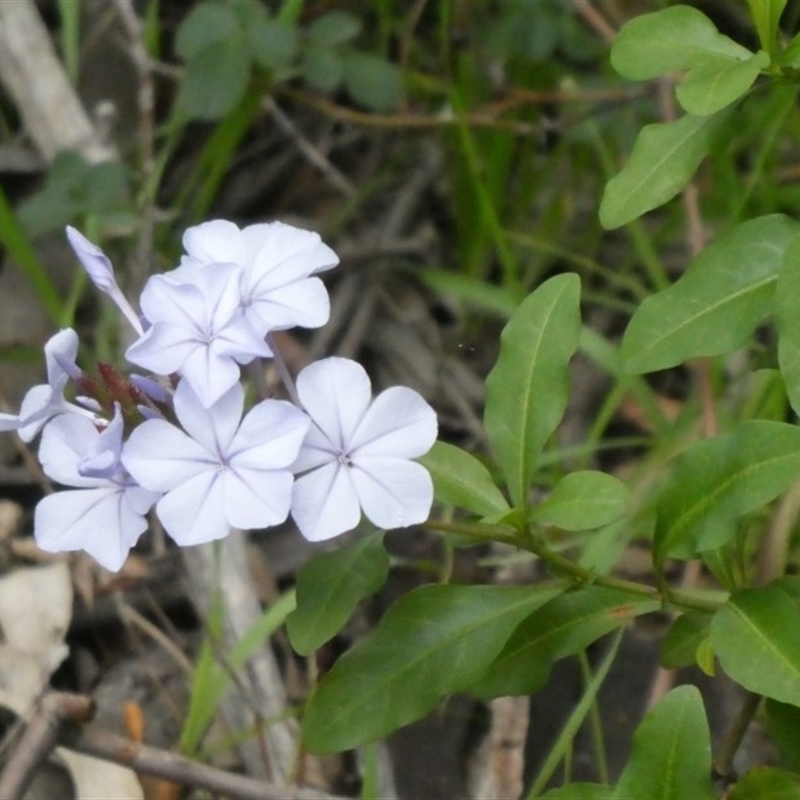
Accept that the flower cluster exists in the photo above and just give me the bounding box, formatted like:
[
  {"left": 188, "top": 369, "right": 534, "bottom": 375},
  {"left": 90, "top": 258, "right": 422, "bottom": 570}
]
[{"left": 1, "top": 222, "right": 437, "bottom": 570}]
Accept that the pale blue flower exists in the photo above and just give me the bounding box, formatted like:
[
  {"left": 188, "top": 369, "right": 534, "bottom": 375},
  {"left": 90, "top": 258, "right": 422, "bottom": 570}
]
[
  {"left": 125, "top": 263, "right": 270, "bottom": 407},
  {"left": 34, "top": 406, "right": 160, "bottom": 571},
  {"left": 17, "top": 328, "right": 93, "bottom": 442},
  {"left": 122, "top": 379, "right": 309, "bottom": 546},
  {"left": 66, "top": 226, "right": 145, "bottom": 336},
  {"left": 291, "top": 357, "right": 437, "bottom": 542},
  {"left": 177, "top": 219, "right": 338, "bottom": 337}
]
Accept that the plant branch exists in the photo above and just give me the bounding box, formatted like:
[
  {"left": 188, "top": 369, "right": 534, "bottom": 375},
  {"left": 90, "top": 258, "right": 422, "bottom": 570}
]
[
  {"left": 712, "top": 691, "right": 762, "bottom": 780},
  {"left": 428, "top": 520, "right": 722, "bottom": 613}
]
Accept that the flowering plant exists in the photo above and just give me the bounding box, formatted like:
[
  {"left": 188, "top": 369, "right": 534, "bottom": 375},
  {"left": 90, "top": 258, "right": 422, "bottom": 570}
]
[
  {"left": 6, "top": 3, "right": 800, "bottom": 797},
  {"left": 1, "top": 221, "right": 438, "bottom": 571}
]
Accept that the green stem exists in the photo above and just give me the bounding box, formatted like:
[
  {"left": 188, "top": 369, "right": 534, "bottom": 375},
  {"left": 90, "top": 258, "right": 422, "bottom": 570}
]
[
  {"left": 578, "top": 649, "right": 609, "bottom": 784},
  {"left": 713, "top": 691, "right": 762, "bottom": 779},
  {"left": 427, "top": 520, "right": 722, "bottom": 614},
  {"left": 526, "top": 629, "right": 623, "bottom": 798}
]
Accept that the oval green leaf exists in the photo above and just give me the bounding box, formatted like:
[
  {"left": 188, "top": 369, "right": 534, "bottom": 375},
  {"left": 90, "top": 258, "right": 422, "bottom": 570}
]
[
  {"left": 621, "top": 215, "right": 800, "bottom": 373},
  {"left": 612, "top": 686, "right": 714, "bottom": 800},
  {"left": 178, "top": 41, "right": 251, "bottom": 120},
  {"left": 776, "top": 235, "right": 800, "bottom": 416},
  {"left": 484, "top": 274, "right": 581, "bottom": 508},
  {"left": 600, "top": 112, "right": 728, "bottom": 230},
  {"left": 765, "top": 699, "right": 800, "bottom": 772},
  {"left": 611, "top": 6, "right": 752, "bottom": 80},
  {"left": 301, "top": 582, "right": 564, "bottom": 753},
  {"left": 175, "top": 2, "right": 241, "bottom": 59},
  {"left": 660, "top": 612, "right": 711, "bottom": 670},
  {"left": 676, "top": 51, "right": 770, "bottom": 116},
  {"left": 531, "top": 471, "right": 629, "bottom": 531},
  {"left": 343, "top": 51, "right": 403, "bottom": 112},
  {"left": 419, "top": 441, "right": 509, "bottom": 518},
  {"left": 307, "top": 10, "right": 361, "bottom": 46},
  {"left": 731, "top": 767, "right": 800, "bottom": 800},
  {"left": 248, "top": 18, "right": 298, "bottom": 72},
  {"left": 286, "top": 532, "right": 389, "bottom": 656},
  {"left": 655, "top": 420, "right": 800, "bottom": 562},
  {"left": 473, "top": 587, "right": 659, "bottom": 698},
  {"left": 711, "top": 587, "right": 800, "bottom": 707}
]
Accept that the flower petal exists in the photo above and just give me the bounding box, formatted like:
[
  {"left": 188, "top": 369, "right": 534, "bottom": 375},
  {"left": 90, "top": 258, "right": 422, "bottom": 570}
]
[
  {"left": 292, "top": 421, "right": 339, "bottom": 473},
  {"left": 350, "top": 457, "right": 433, "bottom": 530},
  {"left": 38, "top": 414, "right": 107, "bottom": 488},
  {"left": 122, "top": 419, "right": 213, "bottom": 492},
  {"left": 138, "top": 274, "right": 206, "bottom": 330},
  {"left": 156, "top": 471, "right": 230, "bottom": 545},
  {"left": 244, "top": 277, "right": 330, "bottom": 332},
  {"left": 66, "top": 229, "right": 144, "bottom": 335},
  {"left": 296, "top": 357, "right": 371, "bottom": 450},
  {"left": 125, "top": 322, "right": 198, "bottom": 375},
  {"left": 173, "top": 379, "right": 243, "bottom": 454},
  {"left": 230, "top": 399, "right": 308, "bottom": 469},
  {"left": 66, "top": 227, "right": 116, "bottom": 292},
  {"left": 247, "top": 221, "right": 339, "bottom": 276},
  {"left": 44, "top": 328, "right": 80, "bottom": 387},
  {"left": 180, "top": 345, "right": 242, "bottom": 407},
  {"left": 78, "top": 404, "right": 124, "bottom": 479},
  {"left": 224, "top": 467, "right": 294, "bottom": 530},
  {"left": 350, "top": 386, "right": 437, "bottom": 459},
  {"left": 183, "top": 220, "right": 246, "bottom": 265},
  {"left": 34, "top": 487, "right": 150, "bottom": 571},
  {"left": 291, "top": 460, "right": 361, "bottom": 542}
]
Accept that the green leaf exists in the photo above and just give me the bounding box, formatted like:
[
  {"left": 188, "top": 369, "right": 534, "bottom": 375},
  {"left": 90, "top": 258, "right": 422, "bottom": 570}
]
[
  {"left": 418, "top": 441, "right": 510, "bottom": 518},
  {"left": 655, "top": 421, "right": 800, "bottom": 562},
  {"left": 710, "top": 587, "right": 800, "bottom": 706},
  {"left": 621, "top": 215, "right": 800, "bottom": 374},
  {"left": 765, "top": 699, "right": 800, "bottom": 772},
  {"left": 286, "top": 533, "right": 390, "bottom": 656},
  {"left": 600, "top": 112, "right": 728, "bottom": 230},
  {"left": 660, "top": 613, "right": 711, "bottom": 670},
  {"left": 0, "top": 185, "right": 63, "bottom": 324},
  {"left": 748, "top": 0, "right": 787, "bottom": 59},
  {"left": 301, "top": 47, "right": 344, "bottom": 91},
  {"left": 531, "top": 471, "right": 628, "bottom": 531},
  {"left": 732, "top": 767, "right": 800, "bottom": 800},
  {"left": 776, "top": 235, "right": 800, "bottom": 416},
  {"left": 541, "top": 785, "right": 613, "bottom": 800},
  {"left": 307, "top": 10, "right": 361, "bottom": 46},
  {"left": 175, "top": 2, "right": 241, "bottom": 59},
  {"left": 611, "top": 6, "right": 753, "bottom": 80},
  {"left": 180, "top": 589, "right": 296, "bottom": 755},
  {"left": 612, "top": 686, "right": 714, "bottom": 800},
  {"left": 484, "top": 274, "right": 581, "bottom": 508},
  {"left": 301, "top": 582, "right": 564, "bottom": 753},
  {"left": 229, "top": 0, "right": 270, "bottom": 29},
  {"left": 780, "top": 32, "right": 800, "bottom": 69},
  {"left": 676, "top": 51, "right": 769, "bottom": 116},
  {"left": 419, "top": 269, "right": 519, "bottom": 317},
  {"left": 178, "top": 40, "right": 251, "bottom": 120},
  {"left": 248, "top": 18, "right": 298, "bottom": 72},
  {"left": 473, "top": 587, "right": 659, "bottom": 698},
  {"left": 343, "top": 51, "right": 403, "bottom": 112}
]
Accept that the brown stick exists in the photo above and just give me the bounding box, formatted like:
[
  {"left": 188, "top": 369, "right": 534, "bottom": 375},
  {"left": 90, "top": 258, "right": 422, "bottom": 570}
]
[
  {"left": 67, "top": 727, "right": 340, "bottom": 800},
  {"left": 0, "top": 691, "right": 343, "bottom": 800},
  {"left": 0, "top": 692, "right": 94, "bottom": 800}
]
